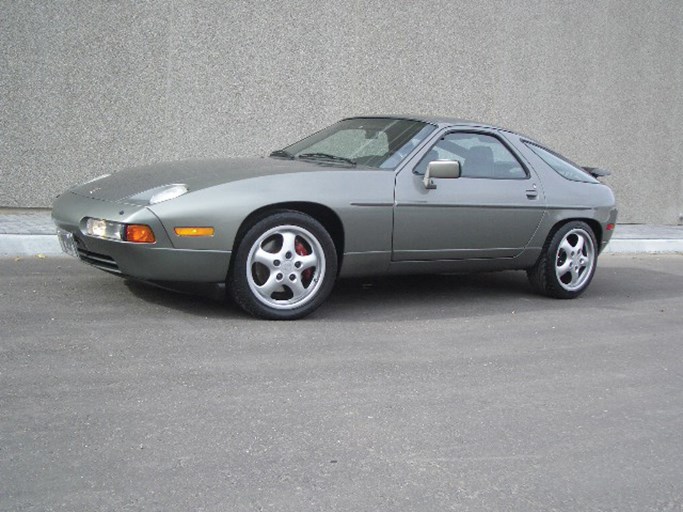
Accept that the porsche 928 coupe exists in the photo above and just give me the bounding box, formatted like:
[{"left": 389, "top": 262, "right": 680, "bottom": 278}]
[{"left": 52, "top": 116, "right": 618, "bottom": 319}]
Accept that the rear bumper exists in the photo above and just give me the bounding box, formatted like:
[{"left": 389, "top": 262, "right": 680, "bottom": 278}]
[{"left": 599, "top": 207, "right": 619, "bottom": 253}]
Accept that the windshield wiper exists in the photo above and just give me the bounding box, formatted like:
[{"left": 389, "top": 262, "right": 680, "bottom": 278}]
[
  {"left": 298, "top": 152, "right": 356, "bottom": 166},
  {"left": 269, "top": 149, "right": 294, "bottom": 159}
]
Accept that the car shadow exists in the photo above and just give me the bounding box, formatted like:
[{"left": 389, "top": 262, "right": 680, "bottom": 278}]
[
  {"left": 121, "top": 272, "right": 533, "bottom": 321},
  {"left": 319, "top": 272, "right": 542, "bottom": 322},
  {"left": 123, "top": 279, "right": 242, "bottom": 319},
  {"left": 118, "top": 260, "right": 683, "bottom": 322},
  {"left": 315, "top": 262, "right": 683, "bottom": 322}
]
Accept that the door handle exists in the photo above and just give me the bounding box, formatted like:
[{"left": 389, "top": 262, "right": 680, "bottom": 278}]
[{"left": 526, "top": 184, "right": 538, "bottom": 199}]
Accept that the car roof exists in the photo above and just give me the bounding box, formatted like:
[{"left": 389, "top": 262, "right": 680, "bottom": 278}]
[{"left": 343, "top": 115, "right": 539, "bottom": 142}]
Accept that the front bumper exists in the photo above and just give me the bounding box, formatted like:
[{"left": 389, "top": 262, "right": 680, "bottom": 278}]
[{"left": 52, "top": 192, "right": 231, "bottom": 282}]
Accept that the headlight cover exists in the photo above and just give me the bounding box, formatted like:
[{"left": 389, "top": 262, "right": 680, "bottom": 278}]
[
  {"left": 126, "top": 184, "right": 189, "bottom": 205},
  {"left": 82, "top": 217, "right": 156, "bottom": 243},
  {"left": 84, "top": 217, "right": 124, "bottom": 240},
  {"left": 149, "top": 184, "right": 188, "bottom": 204},
  {"left": 82, "top": 173, "right": 111, "bottom": 185}
]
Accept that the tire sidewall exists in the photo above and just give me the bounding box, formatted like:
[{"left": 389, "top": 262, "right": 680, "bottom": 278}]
[{"left": 229, "top": 211, "right": 338, "bottom": 319}]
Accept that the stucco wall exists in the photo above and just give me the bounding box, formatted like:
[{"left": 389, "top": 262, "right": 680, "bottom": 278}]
[{"left": 1, "top": 0, "right": 681, "bottom": 223}]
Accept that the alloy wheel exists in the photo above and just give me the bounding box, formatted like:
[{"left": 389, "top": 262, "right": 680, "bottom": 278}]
[
  {"left": 246, "top": 225, "right": 326, "bottom": 310},
  {"left": 554, "top": 227, "right": 595, "bottom": 292}
]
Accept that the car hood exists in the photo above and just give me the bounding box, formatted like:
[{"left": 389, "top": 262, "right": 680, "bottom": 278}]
[{"left": 69, "top": 157, "right": 328, "bottom": 202}]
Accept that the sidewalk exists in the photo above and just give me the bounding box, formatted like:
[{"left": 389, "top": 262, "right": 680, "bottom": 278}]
[
  {"left": 1, "top": 209, "right": 682, "bottom": 256},
  {"left": 0, "top": 210, "right": 62, "bottom": 257}
]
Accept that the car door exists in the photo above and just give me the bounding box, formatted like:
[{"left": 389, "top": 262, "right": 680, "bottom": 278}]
[{"left": 392, "top": 129, "right": 546, "bottom": 261}]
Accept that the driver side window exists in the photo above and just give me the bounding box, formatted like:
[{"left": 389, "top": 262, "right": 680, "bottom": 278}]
[{"left": 414, "top": 132, "right": 527, "bottom": 179}]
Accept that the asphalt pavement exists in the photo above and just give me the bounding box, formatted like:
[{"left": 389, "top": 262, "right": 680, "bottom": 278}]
[{"left": 1, "top": 254, "right": 682, "bottom": 511}]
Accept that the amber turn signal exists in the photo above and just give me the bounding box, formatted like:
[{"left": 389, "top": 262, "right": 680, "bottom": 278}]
[
  {"left": 174, "top": 227, "right": 215, "bottom": 237},
  {"left": 125, "top": 224, "right": 156, "bottom": 243}
]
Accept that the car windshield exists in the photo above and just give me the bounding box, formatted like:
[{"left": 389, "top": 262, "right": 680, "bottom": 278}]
[{"left": 276, "top": 118, "right": 435, "bottom": 169}]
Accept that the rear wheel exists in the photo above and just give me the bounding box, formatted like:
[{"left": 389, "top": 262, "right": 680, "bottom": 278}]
[
  {"left": 527, "top": 221, "right": 598, "bottom": 299},
  {"left": 229, "top": 211, "right": 337, "bottom": 319}
]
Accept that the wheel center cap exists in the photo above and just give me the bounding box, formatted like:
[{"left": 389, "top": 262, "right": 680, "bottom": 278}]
[{"left": 281, "top": 261, "right": 294, "bottom": 272}]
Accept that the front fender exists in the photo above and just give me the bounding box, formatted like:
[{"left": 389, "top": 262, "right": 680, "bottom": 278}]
[{"left": 148, "top": 170, "right": 396, "bottom": 276}]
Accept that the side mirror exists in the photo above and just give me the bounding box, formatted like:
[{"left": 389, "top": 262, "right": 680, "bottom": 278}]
[{"left": 423, "top": 160, "right": 461, "bottom": 189}]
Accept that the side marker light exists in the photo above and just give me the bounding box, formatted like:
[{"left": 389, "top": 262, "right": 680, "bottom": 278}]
[{"left": 174, "top": 227, "right": 215, "bottom": 237}]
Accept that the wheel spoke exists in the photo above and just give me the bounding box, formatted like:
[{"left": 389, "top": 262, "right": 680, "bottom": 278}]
[
  {"left": 574, "top": 235, "right": 585, "bottom": 254},
  {"left": 287, "top": 278, "right": 308, "bottom": 301},
  {"left": 570, "top": 266, "right": 581, "bottom": 285},
  {"left": 557, "top": 259, "right": 571, "bottom": 275},
  {"left": 297, "top": 253, "right": 318, "bottom": 270},
  {"left": 280, "top": 231, "right": 297, "bottom": 257},
  {"left": 559, "top": 239, "right": 573, "bottom": 255},
  {"left": 256, "top": 273, "right": 280, "bottom": 297},
  {"left": 253, "top": 247, "right": 276, "bottom": 267}
]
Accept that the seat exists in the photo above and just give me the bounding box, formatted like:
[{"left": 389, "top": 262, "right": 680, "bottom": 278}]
[{"left": 465, "top": 146, "right": 494, "bottom": 178}]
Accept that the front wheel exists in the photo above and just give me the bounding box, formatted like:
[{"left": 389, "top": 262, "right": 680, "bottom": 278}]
[
  {"left": 228, "top": 211, "right": 338, "bottom": 319},
  {"left": 527, "top": 221, "right": 598, "bottom": 299}
]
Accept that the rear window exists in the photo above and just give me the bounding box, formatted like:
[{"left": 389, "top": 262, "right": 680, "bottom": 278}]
[{"left": 524, "top": 142, "right": 598, "bottom": 183}]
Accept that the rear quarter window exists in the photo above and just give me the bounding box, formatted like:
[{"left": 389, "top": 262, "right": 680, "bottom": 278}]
[{"left": 524, "top": 142, "right": 598, "bottom": 183}]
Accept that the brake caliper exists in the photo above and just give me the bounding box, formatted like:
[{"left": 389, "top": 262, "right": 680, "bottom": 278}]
[{"left": 295, "top": 238, "right": 314, "bottom": 284}]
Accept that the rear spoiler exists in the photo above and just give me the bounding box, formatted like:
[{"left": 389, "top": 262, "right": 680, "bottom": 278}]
[{"left": 583, "top": 167, "right": 611, "bottom": 178}]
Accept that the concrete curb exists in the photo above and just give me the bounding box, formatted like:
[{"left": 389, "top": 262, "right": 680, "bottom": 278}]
[
  {"left": 0, "top": 234, "right": 63, "bottom": 257},
  {"left": 604, "top": 238, "right": 683, "bottom": 254}
]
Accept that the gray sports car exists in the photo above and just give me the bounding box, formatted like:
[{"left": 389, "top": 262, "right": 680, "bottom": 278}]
[{"left": 52, "top": 116, "right": 618, "bottom": 319}]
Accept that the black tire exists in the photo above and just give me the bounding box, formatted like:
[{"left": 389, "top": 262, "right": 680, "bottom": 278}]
[
  {"left": 527, "top": 221, "right": 598, "bottom": 299},
  {"left": 228, "top": 210, "right": 337, "bottom": 320}
]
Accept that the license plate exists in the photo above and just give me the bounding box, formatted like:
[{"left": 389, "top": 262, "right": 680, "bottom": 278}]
[{"left": 57, "top": 229, "right": 79, "bottom": 258}]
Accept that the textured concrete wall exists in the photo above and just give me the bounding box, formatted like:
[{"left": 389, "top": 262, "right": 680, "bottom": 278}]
[{"left": 1, "top": 0, "right": 682, "bottom": 223}]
